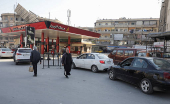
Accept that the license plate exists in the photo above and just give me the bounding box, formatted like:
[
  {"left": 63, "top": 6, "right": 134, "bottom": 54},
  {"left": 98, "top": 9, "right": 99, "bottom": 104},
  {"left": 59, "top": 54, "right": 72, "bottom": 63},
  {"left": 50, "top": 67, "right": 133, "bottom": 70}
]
[
  {"left": 24, "top": 54, "right": 29, "bottom": 56},
  {"left": 107, "top": 61, "right": 111, "bottom": 64}
]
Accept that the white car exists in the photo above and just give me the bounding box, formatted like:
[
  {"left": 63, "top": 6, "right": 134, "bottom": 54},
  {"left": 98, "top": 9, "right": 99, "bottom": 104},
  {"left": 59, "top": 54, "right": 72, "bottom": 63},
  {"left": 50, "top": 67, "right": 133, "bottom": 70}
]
[
  {"left": 72, "top": 53, "right": 114, "bottom": 72},
  {"left": 0, "top": 48, "right": 13, "bottom": 58},
  {"left": 14, "top": 48, "right": 32, "bottom": 65}
]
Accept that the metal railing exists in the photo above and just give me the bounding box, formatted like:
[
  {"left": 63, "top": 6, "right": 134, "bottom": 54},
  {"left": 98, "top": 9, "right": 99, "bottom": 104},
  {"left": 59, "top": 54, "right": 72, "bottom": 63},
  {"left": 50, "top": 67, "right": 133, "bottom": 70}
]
[{"left": 42, "top": 52, "right": 62, "bottom": 69}]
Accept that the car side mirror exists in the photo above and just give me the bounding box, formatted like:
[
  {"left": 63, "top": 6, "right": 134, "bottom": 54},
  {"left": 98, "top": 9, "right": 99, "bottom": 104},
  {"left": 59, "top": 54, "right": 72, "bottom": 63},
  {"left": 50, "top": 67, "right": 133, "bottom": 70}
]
[
  {"left": 77, "top": 57, "right": 79, "bottom": 59},
  {"left": 117, "top": 62, "right": 121, "bottom": 66}
]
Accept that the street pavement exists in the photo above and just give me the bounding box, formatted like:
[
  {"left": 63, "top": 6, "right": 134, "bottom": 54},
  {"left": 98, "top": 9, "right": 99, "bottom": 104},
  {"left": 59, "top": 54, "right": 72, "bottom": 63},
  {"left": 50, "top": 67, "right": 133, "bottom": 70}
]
[{"left": 0, "top": 58, "right": 170, "bottom": 104}]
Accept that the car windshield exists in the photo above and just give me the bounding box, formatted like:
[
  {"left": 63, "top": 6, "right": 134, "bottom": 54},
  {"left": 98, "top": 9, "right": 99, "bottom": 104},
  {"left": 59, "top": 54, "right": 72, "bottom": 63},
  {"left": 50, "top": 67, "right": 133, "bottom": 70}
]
[
  {"left": 149, "top": 58, "right": 170, "bottom": 70},
  {"left": 96, "top": 54, "right": 108, "bottom": 59},
  {"left": 2, "top": 48, "right": 12, "bottom": 51},
  {"left": 138, "top": 53, "right": 146, "bottom": 57},
  {"left": 18, "top": 49, "right": 32, "bottom": 53}
]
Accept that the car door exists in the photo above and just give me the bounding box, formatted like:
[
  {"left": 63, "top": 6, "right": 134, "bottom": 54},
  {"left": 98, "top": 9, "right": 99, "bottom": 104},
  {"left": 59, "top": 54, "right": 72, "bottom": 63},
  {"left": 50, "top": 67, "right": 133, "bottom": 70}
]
[
  {"left": 114, "top": 50, "right": 124, "bottom": 65},
  {"left": 0, "top": 49, "right": 2, "bottom": 56},
  {"left": 126, "top": 58, "right": 148, "bottom": 84},
  {"left": 75, "top": 54, "right": 87, "bottom": 68},
  {"left": 108, "top": 50, "right": 117, "bottom": 63},
  {"left": 84, "top": 54, "right": 95, "bottom": 69},
  {"left": 115, "top": 58, "right": 135, "bottom": 81}
]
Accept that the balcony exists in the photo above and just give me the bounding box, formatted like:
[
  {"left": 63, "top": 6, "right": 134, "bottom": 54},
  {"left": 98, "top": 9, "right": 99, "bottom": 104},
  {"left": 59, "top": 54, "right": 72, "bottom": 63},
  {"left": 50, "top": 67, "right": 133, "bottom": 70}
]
[
  {"left": 0, "top": 20, "right": 8, "bottom": 23},
  {"left": 97, "top": 31, "right": 130, "bottom": 34},
  {"left": 98, "top": 37, "right": 112, "bottom": 40},
  {"left": 95, "top": 24, "right": 157, "bottom": 28}
]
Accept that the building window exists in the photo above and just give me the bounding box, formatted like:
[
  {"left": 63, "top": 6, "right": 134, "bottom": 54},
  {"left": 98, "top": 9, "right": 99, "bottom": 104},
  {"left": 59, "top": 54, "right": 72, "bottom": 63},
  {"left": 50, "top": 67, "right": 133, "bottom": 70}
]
[
  {"left": 120, "top": 29, "right": 123, "bottom": 31},
  {"left": 124, "top": 29, "right": 127, "bottom": 32},
  {"left": 0, "top": 37, "right": 2, "bottom": 40},
  {"left": 5, "top": 17, "right": 8, "bottom": 20},
  {"left": 105, "top": 23, "right": 108, "bottom": 25},
  {"left": 16, "top": 18, "right": 18, "bottom": 21},
  {"left": 21, "top": 18, "right": 24, "bottom": 21},
  {"left": 5, "top": 37, "right": 8, "bottom": 40},
  {"left": 111, "top": 29, "right": 114, "bottom": 31},
  {"left": 110, "top": 34, "right": 112, "bottom": 38},
  {"left": 10, "top": 24, "right": 13, "bottom": 26},
  {"left": 131, "top": 23, "right": 135, "bottom": 25},
  {"left": 105, "top": 29, "right": 108, "bottom": 31},
  {"left": 105, "top": 36, "right": 107, "bottom": 38},
  {"left": 116, "top": 29, "right": 118, "bottom": 31},
  {"left": 99, "top": 23, "right": 101, "bottom": 25},
  {"left": 10, "top": 17, "right": 13, "bottom": 20},
  {"left": 98, "top": 29, "right": 101, "bottom": 32}
]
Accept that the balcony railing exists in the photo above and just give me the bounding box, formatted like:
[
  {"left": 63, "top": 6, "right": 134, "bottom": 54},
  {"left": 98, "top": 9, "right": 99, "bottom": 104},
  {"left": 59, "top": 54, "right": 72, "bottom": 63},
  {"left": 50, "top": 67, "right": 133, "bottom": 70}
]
[
  {"left": 96, "top": 30, "right": 157, "bottom": 34},
  {"left": 95, "top": 24, "right": 157, "bottom": 28},
  {"left": 98, "top": 37, "right": 112, "bottom": 40}
]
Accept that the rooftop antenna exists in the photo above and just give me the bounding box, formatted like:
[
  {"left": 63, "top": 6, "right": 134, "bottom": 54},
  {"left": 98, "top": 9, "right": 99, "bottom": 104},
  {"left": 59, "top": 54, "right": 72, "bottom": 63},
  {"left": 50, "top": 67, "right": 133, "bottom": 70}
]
[
  {"left": 49, "top": 12, "right": 50, "bottom": 19},
  {"left": 67, "top": 9, "right": 71, "bottom": 25}
]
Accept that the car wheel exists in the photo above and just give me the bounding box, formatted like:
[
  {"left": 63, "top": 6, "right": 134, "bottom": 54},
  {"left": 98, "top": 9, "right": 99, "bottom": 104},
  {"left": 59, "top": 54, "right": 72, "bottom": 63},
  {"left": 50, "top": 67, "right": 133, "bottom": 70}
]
[
  {"left": 15, "top": 62, "right": 18, "bottom": 65},
  {"left": 109, "top": 69, "right": 116, "bottom": 80},
  {"left": 140, "top": 78, "right": 153, "bottom": 94},
  {"left": 71, "top": 62, "right": 76, "bottom": 69},
  {"left": 91, "top": 65, "right": 98, "bottom": 73}
]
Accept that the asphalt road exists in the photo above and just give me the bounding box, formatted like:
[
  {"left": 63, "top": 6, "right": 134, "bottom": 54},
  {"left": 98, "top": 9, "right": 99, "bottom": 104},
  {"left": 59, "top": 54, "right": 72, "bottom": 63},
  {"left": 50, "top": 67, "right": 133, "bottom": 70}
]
[{"left": 0, "top": 58, "right": 170, "bottom": 104}]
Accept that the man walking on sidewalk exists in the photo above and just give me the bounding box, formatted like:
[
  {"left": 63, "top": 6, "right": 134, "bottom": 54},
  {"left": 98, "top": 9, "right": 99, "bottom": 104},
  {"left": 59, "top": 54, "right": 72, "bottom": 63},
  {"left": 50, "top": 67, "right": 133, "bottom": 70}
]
[
  {"left": 30, "top": 46, "right": 41, "bottom": 77},
  {"left": 62, "top": 48, "right": 73, "bottom": 78}
]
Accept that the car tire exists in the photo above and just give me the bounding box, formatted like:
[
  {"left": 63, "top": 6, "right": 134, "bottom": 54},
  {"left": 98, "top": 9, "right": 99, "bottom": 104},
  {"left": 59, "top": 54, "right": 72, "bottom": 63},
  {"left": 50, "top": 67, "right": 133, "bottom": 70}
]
[
  {"left": 15, "top": 62, "right": 18, "bottom": 65},
  {"left": 140, "top": 78, "right": 153, "bottom": 94},
  {"left": 91, "top": 65, "right": 98, "bottom": 73},
  {"left": 71, "top": 62, "right": 76, "bottom": 69},
  {"left": 109, "top": 69, "right": 116, "bottom": 80}
]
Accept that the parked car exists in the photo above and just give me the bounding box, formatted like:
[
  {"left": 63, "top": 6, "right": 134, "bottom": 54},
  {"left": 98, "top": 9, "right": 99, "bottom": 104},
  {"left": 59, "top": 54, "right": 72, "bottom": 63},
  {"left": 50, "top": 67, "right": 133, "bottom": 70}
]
[
  {"left": 138, "top": 50, "right": 163, "bottom": 57},
  {"left": 72, "top": 53, "right": 114, "bottom": 72},
  {"left": 108, "top": 57, "right": 170, "bottom": 94},
  {"left": 108, "top": 48, "right": 143, "bottom": 65},
  {"left": 0, "top": 48, "right": 13, "bottom": 58},
  {"left": 13, "top": 48, "right": 32, "bottom": 65}
]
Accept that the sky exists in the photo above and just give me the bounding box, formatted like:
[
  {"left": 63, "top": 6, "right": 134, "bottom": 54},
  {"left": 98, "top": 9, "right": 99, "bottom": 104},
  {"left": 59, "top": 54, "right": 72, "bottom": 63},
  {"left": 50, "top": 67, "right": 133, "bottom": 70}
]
[{"left": 0, "top": 0, "right": 162, "bottom": 27}]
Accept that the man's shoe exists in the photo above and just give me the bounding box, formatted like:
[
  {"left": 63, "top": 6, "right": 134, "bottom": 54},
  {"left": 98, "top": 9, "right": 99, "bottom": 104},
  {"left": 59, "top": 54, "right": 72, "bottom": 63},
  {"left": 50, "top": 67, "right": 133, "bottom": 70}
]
[
  {"left": 33, "top": 75, "right": 37, "bottom": 77},
  {"left": 65, "top": 75, "right": 69, "bottom": 78},
  {"left": 68, "top": 73, "right": 71, "bottom": 75}
]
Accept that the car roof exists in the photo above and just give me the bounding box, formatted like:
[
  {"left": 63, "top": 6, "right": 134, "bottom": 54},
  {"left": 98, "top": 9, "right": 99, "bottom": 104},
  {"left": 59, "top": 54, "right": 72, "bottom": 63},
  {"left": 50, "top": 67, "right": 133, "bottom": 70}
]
[
  {"left": 130, "top": 57, "right": 162, "bottom": 60},
  {"left": 18, "top": 48, "right": 32, "bottom": 49},
  {"left": 114, "top": 48, "right": 144, "bottom": 50}
]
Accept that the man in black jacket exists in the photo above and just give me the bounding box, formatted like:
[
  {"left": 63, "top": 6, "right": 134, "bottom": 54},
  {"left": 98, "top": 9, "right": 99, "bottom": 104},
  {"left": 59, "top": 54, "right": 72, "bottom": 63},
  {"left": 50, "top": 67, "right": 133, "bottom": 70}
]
[
  {"left": 62, "top": 48, "right": 73, "bottom": 78},
  {"left": 30, "top": 46, "right": 41, "bottom": 77}
]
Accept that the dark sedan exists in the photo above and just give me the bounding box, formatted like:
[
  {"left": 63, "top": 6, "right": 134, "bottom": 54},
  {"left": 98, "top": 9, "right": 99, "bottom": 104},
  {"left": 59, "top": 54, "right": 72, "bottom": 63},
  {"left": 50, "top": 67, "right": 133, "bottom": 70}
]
[{"left": 108, "top": 57, "right": 170, "bottom": 94}]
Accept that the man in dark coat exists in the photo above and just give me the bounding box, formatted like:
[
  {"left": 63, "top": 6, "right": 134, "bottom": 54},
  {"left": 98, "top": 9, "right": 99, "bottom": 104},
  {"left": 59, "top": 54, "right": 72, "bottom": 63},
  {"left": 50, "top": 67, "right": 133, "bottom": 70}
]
[
  {"left": 62, "top": 48, "right": 73, "bottom": 78},
  {"left": 30, "top": 46, "right": 41, "bottom": 77}
]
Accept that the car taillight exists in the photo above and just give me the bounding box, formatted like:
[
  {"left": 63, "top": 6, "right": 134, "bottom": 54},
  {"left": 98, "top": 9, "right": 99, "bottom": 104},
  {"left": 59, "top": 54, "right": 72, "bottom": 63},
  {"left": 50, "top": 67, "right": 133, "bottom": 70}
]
[
  {"left": 11, "top": 52, "right": 13, "bottom": 53},
  {"left": 100, "top": 60, "right": 105, "bottom": 64},
  {"left": 164, "top": 72, "right": 170, "bottom": 80},
  {"left": 17, "top": 53, "right": 22, "bottom": 55},
  {"left": 2, "top": 52, "right": 5, "bottom": 53}
]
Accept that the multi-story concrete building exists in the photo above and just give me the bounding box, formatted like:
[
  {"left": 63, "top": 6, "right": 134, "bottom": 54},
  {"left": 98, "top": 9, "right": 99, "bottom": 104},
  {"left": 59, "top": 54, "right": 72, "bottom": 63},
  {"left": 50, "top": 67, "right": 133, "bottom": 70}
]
[
  {"left": 94, "top": 17, "right": 159, "bottom": 46},
  {"left": 159, "top": 0, "right": 168, "bottom": 32},
  {"left": 0, "top": 13, "right": 26, "bottom": 47}
]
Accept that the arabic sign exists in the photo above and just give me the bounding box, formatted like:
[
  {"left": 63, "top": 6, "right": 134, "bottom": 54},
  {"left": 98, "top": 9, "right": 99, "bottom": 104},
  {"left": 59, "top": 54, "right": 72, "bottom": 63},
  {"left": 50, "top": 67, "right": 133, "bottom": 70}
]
[{"left": 26, "top": 27, "right": 35, "bottom": 44}]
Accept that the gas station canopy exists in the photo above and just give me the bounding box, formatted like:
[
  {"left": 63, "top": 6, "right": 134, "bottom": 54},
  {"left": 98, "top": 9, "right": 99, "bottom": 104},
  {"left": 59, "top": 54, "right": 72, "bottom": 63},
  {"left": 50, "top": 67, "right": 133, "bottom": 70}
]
[{"left": 0, "top": 21, "right": 100, "bottom": 39}]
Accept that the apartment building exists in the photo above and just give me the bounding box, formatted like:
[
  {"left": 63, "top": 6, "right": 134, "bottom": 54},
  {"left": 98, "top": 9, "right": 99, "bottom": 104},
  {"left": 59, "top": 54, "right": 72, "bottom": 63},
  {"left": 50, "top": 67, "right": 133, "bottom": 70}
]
[
  {"left": 94, "top": 17, "right": 159, "bottom": 46},
  {"left": 0, "top": 13, "right": 25, "bottom": 47}
]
